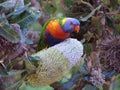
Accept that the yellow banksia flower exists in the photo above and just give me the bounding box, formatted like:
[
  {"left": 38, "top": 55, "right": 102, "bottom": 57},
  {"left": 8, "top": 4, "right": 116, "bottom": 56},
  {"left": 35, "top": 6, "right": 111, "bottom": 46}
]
[{"left": 26, "top": 38, "right": 83, "bottom": 86}]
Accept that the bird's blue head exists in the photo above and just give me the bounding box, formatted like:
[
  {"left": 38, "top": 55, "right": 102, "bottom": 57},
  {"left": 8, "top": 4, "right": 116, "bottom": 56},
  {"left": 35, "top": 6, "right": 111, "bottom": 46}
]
[{"left": 61, "top": 18, "right": 80, "bottom": 33}]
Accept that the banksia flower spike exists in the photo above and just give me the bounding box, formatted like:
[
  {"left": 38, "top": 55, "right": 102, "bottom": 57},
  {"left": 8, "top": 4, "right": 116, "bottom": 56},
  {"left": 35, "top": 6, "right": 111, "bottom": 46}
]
[{"left": 26, "top": 38, "right": 83, "bottom": 86}]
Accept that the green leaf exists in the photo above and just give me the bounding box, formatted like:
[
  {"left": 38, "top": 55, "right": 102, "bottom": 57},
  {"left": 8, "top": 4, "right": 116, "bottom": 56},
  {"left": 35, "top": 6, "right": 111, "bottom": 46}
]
[
  {"left": 5, "top": 70, "right": 26, "bottom": 90},
  {"left": 17, "top": 7, "right": 42, "bottom": 28},
  {"left": 103, "top": 70, "right": 117, "bottom": 80},
  {"left": 80, "top": 5, "right": 102, "bottom": 21},
  {"left": 0, "top": 24, "right": 20, "bottom": 43},
  {"left": 6, "top": 80, "right": 23, "bottom": 90},
  {"left": 0, "top": 0, "right": 16, "bottom": 12},
  {"left": 7, "top": 70, "right": 26, "bottom": 76},
  {"left": 1, "top": 70, "right": 26, "bottom": 90},
  {"left": 19, "top": 85, "right": 54, "bottom": 90},
  {"left": 62, "top": 73, "right": 80, "bottom": 90},
  {"left": 7, "top": 3, "right": 42, "bottom": 29},
  {"left": 20, "top": 28, "right": 33, "bottom": 44},
  {"left": 83, "top": 84, "right": 98, "bottom": 90},
  {"left": 14, "top": 0, "right": 25, "bottom": 14},
  {"left": 0, "top": 70, "right": 26, "bottom": 77},
  {"left": 26, "top": 55, "right": 41, "bottom": 68},
  {"left": 0, "top": 64, "right": 8, "bottom": 75},
  {"left": 29, "top": 56, "right": 40, "bottom": 61},
  {"left": 6, "top": 3, "right": 30, "bottom": 18}
]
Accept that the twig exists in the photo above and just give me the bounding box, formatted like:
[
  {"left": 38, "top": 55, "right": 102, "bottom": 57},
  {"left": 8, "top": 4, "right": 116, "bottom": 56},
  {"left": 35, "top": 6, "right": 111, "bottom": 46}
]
[{"left": 106, "top": 11, "right": 120, "bottom": 16}]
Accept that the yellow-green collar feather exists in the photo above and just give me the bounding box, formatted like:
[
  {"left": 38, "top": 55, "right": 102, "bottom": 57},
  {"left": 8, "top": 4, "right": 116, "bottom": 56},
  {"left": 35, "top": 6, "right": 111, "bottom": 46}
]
[
  {"left": 58, "top": 17, "right": 67, "bottom": 26},
  {"left": 61, "top": 18, "right": 67, "bottom": 26}
]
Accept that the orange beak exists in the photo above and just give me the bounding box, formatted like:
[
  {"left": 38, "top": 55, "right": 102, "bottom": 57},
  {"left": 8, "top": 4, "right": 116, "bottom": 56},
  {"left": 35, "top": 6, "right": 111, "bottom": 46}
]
[{"left": 74, "top": 25, "right": 80, "bottom": 33}]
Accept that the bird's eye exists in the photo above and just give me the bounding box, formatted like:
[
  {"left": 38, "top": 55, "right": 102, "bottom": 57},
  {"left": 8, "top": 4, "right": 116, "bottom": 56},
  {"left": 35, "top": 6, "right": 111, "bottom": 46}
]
[{"left": 70, "top": 22, "right": 73, "bottom": 25}]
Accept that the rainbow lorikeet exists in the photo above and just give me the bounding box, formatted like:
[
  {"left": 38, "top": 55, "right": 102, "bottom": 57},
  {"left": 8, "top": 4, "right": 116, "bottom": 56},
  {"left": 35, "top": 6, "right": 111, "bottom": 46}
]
[{"left": 38, "top": 17, "right": 80, "bottom": 49}]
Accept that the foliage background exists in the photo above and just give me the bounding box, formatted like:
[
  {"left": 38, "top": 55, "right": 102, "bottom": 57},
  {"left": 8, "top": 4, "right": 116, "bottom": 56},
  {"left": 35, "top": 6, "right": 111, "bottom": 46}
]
[{"left": 0, "top": 0, "right": 120, "bottom": 90}]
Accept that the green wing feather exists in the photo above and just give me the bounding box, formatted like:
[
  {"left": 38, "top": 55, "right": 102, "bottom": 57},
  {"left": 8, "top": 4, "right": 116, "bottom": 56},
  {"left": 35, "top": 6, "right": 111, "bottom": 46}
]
[
  {"left": 37, "top": 17, "right": 65, "bottom": 51},
  {"left": 37, "top": 17, "right": 55, "bottom": 51},
  {"left": 37, "top": 19, "right": 50, "bottom": 51}
]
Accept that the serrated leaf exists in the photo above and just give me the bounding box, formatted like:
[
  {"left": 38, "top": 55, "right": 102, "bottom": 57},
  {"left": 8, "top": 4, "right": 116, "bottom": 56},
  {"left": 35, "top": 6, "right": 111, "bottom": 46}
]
[
  {"left": 26, "top": 55, "right": 41, "bottom": 68},
  {"left": 62, "top": 81, "right": 74, "bottom": 90},
  {"left": 0, "top": 64, "right": 8, "bottom": 75},
  {"left": 17, "top": 9, "right": 42, "bottom": 28},
  {"left": 0, "top": 70, "right": 26, "bottom": 78},
  {"left": 103, "top": 70, "right": 117, "bottom": 79},
  {"left": 0, "top": 24, "right": 20, "bottom": 43},
  {"left": 0, "top": 70, "right": 26, "bottom": 90},
  {"left": 19, "top": 85, "right": 54, "bottom": 90},
  {"left": 80, "top": 5, "right": 102, "bottom": 21},
  {"left": 62, "top": 73, "right": 80, "bottom": 90},
  {"left": 0, "top": 0, "right": 16, "bottom": 12},
  {"left": 19, "top": 28, "right": 33, "bottom": 44},
  {"left": 7, "top": 3, "right": 30, "bottom": 18},
  {"left": 28, "top": 56, "right": 40, "bottom": 62},
  {"left": 7, "top": 70, "right": 26, "bottom": 76},
  {"left": 14, "top": 0, "right": 25, "bottom": 12},
  {"left": 6, "top": 80, "right": 23, "bottom": 90},
  {"left": 7, "top": 4, "right": 42, "bottom": 29}
]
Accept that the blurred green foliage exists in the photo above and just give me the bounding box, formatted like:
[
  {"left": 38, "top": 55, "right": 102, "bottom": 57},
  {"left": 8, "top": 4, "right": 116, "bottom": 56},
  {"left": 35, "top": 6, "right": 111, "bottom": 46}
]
[
  {"left": 0, "top": 0, "right": 120, "bottom": 90},
  {"left": 19, "top": 85, "right": 54, "bottom": 90}
]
